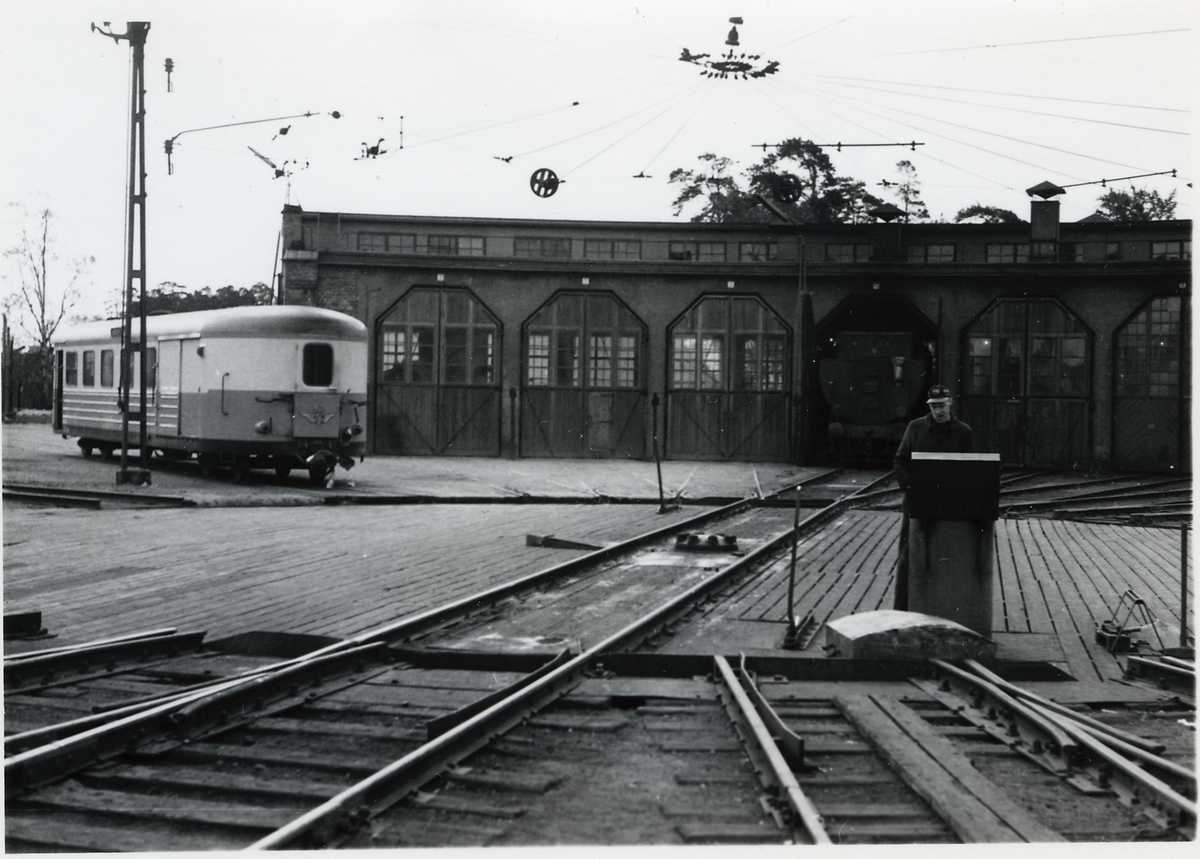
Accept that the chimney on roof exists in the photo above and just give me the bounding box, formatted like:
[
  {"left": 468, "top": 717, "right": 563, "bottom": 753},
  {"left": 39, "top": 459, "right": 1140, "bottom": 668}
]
[
  {"left": 1026, "top": 180, "right": 1065, "bottom": 242},
  {"left": 1030, "top": 200, "right": 1060, "bottom": 241}
]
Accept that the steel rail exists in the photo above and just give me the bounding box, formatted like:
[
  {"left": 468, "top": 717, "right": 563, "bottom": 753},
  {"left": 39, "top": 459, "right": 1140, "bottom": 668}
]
[
  {"left": 962, "top": 658, "right": 1167, "bottom": 755},
  {"left": 736, "top": 653, "right": 804, "bottom": 769},
  {"left": 248, "top": 479, "right": 880, "bottom": 849},
  {"left": 3, "top": 483, "right": 195, "bottom": 506},
  {"left": 4, "top": 632, "right": 207, "bottom": 691},
  {"left": 1124, "top": 655, "right": 1196, "bottom": 697},
  {"left": 10, "top": 472, "right": 878, "bottom": 831},
  {"left": 1003, "top": 473, "right": 1176, "bottom": 493},
  {"left": 6, "top": 686, "right": 220, "bottom": 757},
  {"left": 286, "top": 469, "right": 852, "bottom": 663},
  {"left": 714, "top": 655, "right": 830, "bottom": 844},
  {"left": 4, "top": 643, "right": 389, "bottom": 797},
  {"left": 2, "top": 473, "right": 845, "bottom": 758},
  {"left": 3, "top": 490, "right": 101, "bottom": 508},
  {"left": 1022, "top": 699, "right": 1196, "bottom": 832},
  {"left": 1160, "top": 656, "right": 1197, "bottom": 670},
  {"left": 1070, "top": 720, "right": 1197, "bottom": 789},
  {"left": 3, "top": 627, "right": 180, "bottom": 662},
  {"left": 925, "top": 660, "right": 1076, "bottom": 771},
  {"left": 998, "top": 477, "right": 1190, "bottom": 505}
]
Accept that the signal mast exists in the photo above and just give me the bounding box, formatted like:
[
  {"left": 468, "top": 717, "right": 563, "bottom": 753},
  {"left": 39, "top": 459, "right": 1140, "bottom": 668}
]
[{"left": 93, "top": 21, "right": 152, "bottom": 486}]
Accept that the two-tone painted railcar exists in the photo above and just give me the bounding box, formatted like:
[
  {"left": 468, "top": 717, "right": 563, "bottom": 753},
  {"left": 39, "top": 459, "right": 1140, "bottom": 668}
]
[{"left": 52, "top": 306, "right": 368, "bottom": 484}]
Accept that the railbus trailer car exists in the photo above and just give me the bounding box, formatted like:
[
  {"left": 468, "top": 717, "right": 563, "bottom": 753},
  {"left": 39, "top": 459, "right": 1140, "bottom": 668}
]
[{"left": 52, "top": 305, "right": 368, "bottom": 484}]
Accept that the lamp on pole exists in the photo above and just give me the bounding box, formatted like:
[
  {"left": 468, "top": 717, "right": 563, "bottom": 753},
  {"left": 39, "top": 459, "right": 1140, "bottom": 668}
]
[
  {"left": 164, "top": 111, "right": 341, "bottom": 175},
  {"left": 94, "top": 21, "right": 152, "bottom": 486}
]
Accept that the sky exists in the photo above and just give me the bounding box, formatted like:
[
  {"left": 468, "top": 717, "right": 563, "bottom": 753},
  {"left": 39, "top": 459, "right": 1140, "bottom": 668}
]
[{"left": 0, "top": 0, "right": 1194, "bottom": 338}]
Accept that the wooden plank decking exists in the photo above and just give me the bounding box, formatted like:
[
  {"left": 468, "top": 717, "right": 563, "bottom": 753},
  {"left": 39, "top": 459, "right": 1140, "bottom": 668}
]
[
  {"left": 714, "top": 510, "right": 1191, "bottom": 686},
  {"left": 2, "top": 503, "right": 690, "bottom": 652}
]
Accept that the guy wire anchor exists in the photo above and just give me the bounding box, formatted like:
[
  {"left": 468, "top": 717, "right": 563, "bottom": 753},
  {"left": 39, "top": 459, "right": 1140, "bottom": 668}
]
[{"left": 1096, "top": 588, "right": 1166, "bottom": 653}]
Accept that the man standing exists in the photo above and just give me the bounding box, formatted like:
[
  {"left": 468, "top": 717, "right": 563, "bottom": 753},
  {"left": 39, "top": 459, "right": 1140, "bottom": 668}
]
[{"left": 892, "top": 384, "right": 974, "bottom": 610}]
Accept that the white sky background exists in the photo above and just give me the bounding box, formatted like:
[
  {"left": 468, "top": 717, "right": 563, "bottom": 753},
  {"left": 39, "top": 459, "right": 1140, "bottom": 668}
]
[{"left": 0, "top": 0, "right": 1193, "bottom": 333}]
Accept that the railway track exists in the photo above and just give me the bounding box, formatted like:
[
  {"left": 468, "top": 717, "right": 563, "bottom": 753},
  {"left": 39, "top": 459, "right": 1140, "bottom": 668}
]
[
  {"left": 5, "top": 468, "right": 1195, "bottom": 849},
  {"left": 858, "top": 470, "right": 1192, "bottom": 526},
  {"left": 2, "top": 484, "right": 196, "bottom": 509}
]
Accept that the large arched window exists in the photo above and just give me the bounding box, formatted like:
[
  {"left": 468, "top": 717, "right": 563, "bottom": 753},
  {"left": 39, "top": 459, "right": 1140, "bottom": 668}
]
[
  {"left": 525, "top": 293, "right": 642, "bottom": 391},
  {"left": 375, "top": 287, "right": 501, "bottom": 455},
  {"left": 521, "top": 292, "right": 647, "bottom": 458},
  {"left": 670, "top": 296, "right": 786, "bottom": 394},
  {"left": 667, "top": 295, "right": 791, "bottom": 461},
  {"left": 961, "top": 298, "right": 1091, "bottom": 468},
  {"left": 1113, "top": 295, "right": 1189, "bottom": 472},
  {"left": 380, "top": 289, "right": 496, "bottom": 386}
]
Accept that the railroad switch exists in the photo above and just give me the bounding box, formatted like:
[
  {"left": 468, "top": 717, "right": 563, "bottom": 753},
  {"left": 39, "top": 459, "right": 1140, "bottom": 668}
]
[{"left": 675, "top": 533, "right": 738, "bottom": 551}]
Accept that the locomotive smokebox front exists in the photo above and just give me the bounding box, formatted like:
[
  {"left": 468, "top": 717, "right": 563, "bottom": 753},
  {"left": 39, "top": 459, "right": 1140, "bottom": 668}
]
[{"left": 819, "top": 332, "right": 928, "bottom": 459}]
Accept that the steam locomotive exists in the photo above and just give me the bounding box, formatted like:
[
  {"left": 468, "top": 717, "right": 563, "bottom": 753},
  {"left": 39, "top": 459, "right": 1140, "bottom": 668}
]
[{"left": 818, "top": 331, "right": 930, "bottom": 462}]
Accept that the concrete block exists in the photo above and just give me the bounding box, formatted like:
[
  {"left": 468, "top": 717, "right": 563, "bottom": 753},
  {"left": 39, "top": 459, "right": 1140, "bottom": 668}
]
[{"left": 824, "top": 610, "right": 997, "bottom": 662}]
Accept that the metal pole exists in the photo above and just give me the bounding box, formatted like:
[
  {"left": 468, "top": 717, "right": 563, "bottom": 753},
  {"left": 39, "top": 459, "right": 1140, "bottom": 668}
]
[
  {"left": 786, "top": 484, "right": 801, "bottom": 630},
  {"left": 97, "top": 21, "right": 151, "bottom": 486},
  {"left": 134, "top": 26, "right": 150, "bottom": 472},
  {"left": 1182, "top": 524, "right": 1189, "bottom": 649},
  {"left": 652, "top": 393, "right": 667, "bottom": 511}
]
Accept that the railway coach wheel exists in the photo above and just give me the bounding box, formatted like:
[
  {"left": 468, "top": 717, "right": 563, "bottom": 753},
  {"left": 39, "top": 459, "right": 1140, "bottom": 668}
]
[
  {"left": 198, "top": 453, "right": 217, "bottom": 479},
  {"left": 99, "top": 444, "right": 116, "bottom": 460},
  {"left": 79, "top": 441, "right": 94, "bottom": 458},
  {"left": 309, "top": 466, "right": 332, "bottom": 487},
  {"left": 231, "top": 457, "right": 252, "bottom": 483}
]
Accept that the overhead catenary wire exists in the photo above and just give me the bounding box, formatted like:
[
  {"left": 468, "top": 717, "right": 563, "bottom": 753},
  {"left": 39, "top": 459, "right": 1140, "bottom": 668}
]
[
  {"left": 510, "top": 81, "right": 705, "bottom": 162},
  {"left": 742, "top": 79, "right": 902, "bottom": 191},
  {"left": 806, "top": 76, "right": 1189, "bottom": 136},
  {"left": 816, "top": 27, "right": 1190, "bottom": 62},
  {"left": 747, "top": 78, "right": 917, "bottom": 197},
  {"left": 637, "top": 85, "right": 718, "bottom": 175},
  {"left": 766, "top": 16, "right": 854, "bottom": 53},
  {"left": 756, "top": 78, "right": 1019, "bottom": 192},
  {"left": 406, "top": 75, "right": 698, "bottom": 152},
  {"left": 567, "top": 84, "right": 711, "bottom": 175},
  {"left": 1058, "top": 169, "right": 1180, "bottom": 190},
  {"left": 807, "top": 74, "right": 1190, "bottom": 114},
  {"left": 792, "top": 77, "right": 1141, "bottom": 174}
]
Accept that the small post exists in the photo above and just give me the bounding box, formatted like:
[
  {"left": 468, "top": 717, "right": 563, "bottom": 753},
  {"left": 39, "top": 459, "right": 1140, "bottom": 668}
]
[
  {"left": 652, "top": 394, "right": 676, "bottom": 513},
  {"left": 1182, "top": 524, "right": 1189, "bottom": 649},
  {"left": 786, "top": 485, "right": 801, "bottom": 630},
  {"left": 508, "top": 387, "right": 517, "bottom": 458}
]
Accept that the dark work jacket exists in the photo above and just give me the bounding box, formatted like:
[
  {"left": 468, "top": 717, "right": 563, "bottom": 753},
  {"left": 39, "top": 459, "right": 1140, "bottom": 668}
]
[{"left": 893, "top": 414, "right": 974, "bottom": 492}]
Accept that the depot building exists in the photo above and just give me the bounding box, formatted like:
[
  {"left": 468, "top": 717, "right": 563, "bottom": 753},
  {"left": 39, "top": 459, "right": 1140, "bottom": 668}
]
[{"left": 278, "top": 200, "right": 1191, "bottom": 473}]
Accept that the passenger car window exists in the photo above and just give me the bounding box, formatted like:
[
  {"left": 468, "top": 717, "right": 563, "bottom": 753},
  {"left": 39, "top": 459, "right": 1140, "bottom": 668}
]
[
  {"left": 303, "top": 343, "right": 334, "bottom": 387},
  {"left": 100, "top": 350, "right": 114, "bottom": 387}
]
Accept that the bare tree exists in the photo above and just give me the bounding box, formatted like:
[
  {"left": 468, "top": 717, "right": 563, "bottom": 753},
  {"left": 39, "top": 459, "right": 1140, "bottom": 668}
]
[
  {"left": 3, "top": 204, "right": 93, "bottom": 409},
  {"left": 891, "top": 160, "right": 930, "bottom": 222},
  {"left": 4, "top": 204, "right": 93, "bottom": 351}
]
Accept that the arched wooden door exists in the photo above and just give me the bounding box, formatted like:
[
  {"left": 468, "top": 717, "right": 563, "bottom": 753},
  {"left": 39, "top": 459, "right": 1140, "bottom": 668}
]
[
  {"left": 374, "top": 287, "right": 501, "bottom": 455},
  {"left": 521, "top": 292, "right": 647, "bottom": 458},
  {"left": 1113, "top": 295, "right": 1189, "bottom": 473},
  {"left": 666, "top": 295, "right": 791, "bottom": 461},
  {"left": 961, "top": 298, "right": 1091, "bottom": 468}
]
